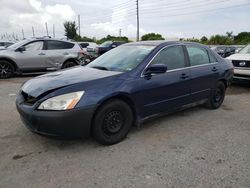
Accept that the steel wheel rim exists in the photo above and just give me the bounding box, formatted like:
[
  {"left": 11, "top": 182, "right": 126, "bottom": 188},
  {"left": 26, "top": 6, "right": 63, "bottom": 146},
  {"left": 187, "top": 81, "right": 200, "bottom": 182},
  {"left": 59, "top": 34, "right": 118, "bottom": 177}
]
[{"left": 103, "top": 111, "right": 124, "bottom": 135}]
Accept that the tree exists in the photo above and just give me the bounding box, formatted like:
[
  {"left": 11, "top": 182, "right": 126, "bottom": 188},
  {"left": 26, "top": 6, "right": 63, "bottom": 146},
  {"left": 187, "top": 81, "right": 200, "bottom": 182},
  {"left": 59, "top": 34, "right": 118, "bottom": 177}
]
[
  {"left": 97, "top": 35, "right": 129, "bottom": 44},
  {"left": 200, "top": 36, "right": 208, "bottom": 44},
  {"left": 208, "top": 34, "right": 233, "bottom": 45},
  {"left": 141, "top": 33, "right": 165, "bottom": 41},
  {"left": 234, "top": 32, "right": 250, "bottom": 44},
  {"left": 64, "top": 21, "right": 78, "bottom": 40}
]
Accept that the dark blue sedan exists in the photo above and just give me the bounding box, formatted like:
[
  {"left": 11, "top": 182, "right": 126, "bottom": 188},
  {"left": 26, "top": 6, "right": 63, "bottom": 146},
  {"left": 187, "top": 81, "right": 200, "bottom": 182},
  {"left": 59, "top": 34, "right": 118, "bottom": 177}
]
[{"left": 16, "top": 41, "right": 234, "bottom": 145}]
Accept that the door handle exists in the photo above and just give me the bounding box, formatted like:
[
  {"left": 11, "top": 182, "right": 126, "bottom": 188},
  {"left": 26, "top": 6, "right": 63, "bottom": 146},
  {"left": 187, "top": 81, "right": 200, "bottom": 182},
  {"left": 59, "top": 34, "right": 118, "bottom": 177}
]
[
  {"left": 63, "top": 52, "right": 69, "bottom": 55},
  {"left": 180, "top": 73, "right": 189, "bottom": 79},
  {"left": 38, "top": 53, "right": 45, "bottom": 55},
  {"left": 212, "top": 67, "right": 218, "bottom": 72}
]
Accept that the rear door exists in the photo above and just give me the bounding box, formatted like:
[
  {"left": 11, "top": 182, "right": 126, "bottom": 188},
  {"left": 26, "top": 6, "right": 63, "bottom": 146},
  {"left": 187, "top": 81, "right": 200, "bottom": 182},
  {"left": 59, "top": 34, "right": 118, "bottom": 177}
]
[
  {"left": 186, "top": 45, "right": 221, "bottom": 101},
  {"left": 44, "top": 40, "right": 75, "bottom": 70},
  {"left": 134, "top": 45, "right": 192, "bottom": 117},
  {"left": 16, "top": 40, "right": 46, "bottom": 70}
]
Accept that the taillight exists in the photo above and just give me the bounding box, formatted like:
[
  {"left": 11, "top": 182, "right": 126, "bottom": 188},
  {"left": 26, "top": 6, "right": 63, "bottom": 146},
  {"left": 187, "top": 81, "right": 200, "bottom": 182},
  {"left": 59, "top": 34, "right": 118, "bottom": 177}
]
[{"left": 79, "top": 50, "right": 86, "bottom": 57}]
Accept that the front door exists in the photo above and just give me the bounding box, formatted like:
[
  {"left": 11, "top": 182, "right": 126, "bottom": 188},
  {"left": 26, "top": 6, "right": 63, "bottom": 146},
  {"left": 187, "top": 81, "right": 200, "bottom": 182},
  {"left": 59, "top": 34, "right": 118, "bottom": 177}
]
[
  {"left": 17, "top": 40, "right": 46, "bottom": 71},
  {"left": 133, "top": 45, "right": 192, "bottom": 118}
]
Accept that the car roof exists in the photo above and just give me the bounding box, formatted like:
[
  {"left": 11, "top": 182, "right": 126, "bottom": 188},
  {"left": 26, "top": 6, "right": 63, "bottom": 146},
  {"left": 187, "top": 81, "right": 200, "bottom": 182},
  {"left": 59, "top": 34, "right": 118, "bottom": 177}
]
[{"left": 124, "top": 40, "right": 208, "bottom": 48}]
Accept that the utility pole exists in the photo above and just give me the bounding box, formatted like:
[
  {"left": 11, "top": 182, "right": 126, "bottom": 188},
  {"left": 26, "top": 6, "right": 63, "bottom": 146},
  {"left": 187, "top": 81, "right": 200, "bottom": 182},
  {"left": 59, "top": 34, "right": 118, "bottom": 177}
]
[
  {"left": 45, "top": 22, "right": 49, "bottom": 36},
  {"left": 32, "top": 26, "right": 35, "bottom": 37},
  {"left": 78, "top": 14, "right": 81, "bottom": 36},
  {"left": 22, "top": 29, "right": 25, "bottom": 39},
  {"left": 136, "top": 0, "right": 139, "bottom": 41},
  {"left": 53, "top": 24, "right": 55, "bottom": 38},
  {"left": 119, "top": 28, "right": 122, "bottom": 37}
]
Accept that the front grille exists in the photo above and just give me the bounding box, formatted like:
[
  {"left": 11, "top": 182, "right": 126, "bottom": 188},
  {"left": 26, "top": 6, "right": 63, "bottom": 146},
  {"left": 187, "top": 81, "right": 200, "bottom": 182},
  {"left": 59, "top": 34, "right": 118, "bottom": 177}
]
[
  {"left": 232, "top": 60, "right": 250, "bottom": 68},
  {"left": 21, "top": 91, "right": 37, "bottom": 105},
  {"left": 234, "top": 74, "right": 250, "bottom": 79}
]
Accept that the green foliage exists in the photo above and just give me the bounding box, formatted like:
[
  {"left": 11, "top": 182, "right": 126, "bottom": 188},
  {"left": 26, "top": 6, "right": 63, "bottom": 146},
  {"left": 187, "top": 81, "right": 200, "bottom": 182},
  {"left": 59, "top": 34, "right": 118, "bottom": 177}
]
[
  {"left": 207, "top": 34, "right": 233, "bottom": 45},
  {"left": 182, "top": 32, "right": 250, "bottom": 45},
  {"left": 64, "top": 21, "right": 78, "bottom": 40},
  {"left": 234, "top": 32, "right": 250, "bottom": 44},
  {"left": 200, "top": 36, "right": 208, "bottom": 44},
  {"left": 64, "top": 21, "right": 95, "bottom": 42},
  {"left": 141, "top": 33, "right": 165, "bottom": 41},
  {"left": 185, "top": 37, "right": 200, "bottom": 43},
  {"left": 97, "top": 35, "right": 129, "bottom": 44}
]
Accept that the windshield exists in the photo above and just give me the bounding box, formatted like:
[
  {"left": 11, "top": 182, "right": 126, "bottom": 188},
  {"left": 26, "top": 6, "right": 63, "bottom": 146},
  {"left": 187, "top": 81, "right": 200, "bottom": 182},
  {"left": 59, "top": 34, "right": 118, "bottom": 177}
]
[
  {"left": 87, "top": 45, "right": 155, "bottom": 72},
  {"left": 99, "top": 41, "right": 112, "bottom": 47},
  {"left": 7, "top": 40, "right": 30, "bottom": 49},
  {"left": 239, "top": 45, "right": 250, "bottom": 54}
]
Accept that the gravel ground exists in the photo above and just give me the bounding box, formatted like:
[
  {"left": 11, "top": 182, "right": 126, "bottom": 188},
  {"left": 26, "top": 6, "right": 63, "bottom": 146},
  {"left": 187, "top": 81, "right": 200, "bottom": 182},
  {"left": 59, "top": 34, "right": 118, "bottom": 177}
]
[{"left": 0, "top": 77, "right": 249, "bottom": 188}]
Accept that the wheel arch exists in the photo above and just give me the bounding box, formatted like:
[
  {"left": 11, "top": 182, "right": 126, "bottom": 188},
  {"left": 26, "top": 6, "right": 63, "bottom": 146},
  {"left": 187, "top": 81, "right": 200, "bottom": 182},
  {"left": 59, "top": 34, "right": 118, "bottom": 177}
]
[
  {"left": 218, "top": 79, "right": 228, "bottom": 88},
  {"left": 0, "top": 57, "right": 18, "bottom": 71},
  {"left": 62, "top": 58, "right": 78, "bottom": 67},
  {"left": 91, "top": 94, "right": 138, "bottom": 130}
]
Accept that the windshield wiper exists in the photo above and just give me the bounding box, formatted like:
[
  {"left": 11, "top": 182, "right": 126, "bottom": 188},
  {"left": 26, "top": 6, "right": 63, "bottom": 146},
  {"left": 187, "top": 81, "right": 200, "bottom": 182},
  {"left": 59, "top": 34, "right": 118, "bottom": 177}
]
[{"left": 91, "top": 66, "right": 109, "bottom": 71}]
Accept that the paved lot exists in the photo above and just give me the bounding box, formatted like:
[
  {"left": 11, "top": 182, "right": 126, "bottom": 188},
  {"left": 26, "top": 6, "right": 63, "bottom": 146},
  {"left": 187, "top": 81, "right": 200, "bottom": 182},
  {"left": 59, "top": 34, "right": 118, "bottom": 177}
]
[{"left": 0, "top": 77, "right": 250, "bottom": 188}]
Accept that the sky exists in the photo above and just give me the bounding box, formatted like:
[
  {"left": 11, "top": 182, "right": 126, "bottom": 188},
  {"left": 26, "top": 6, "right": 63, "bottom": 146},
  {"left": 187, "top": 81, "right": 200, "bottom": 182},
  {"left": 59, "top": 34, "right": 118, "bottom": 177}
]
[{"left": 0, "top": 0, "right": 250, "bottom": 41}]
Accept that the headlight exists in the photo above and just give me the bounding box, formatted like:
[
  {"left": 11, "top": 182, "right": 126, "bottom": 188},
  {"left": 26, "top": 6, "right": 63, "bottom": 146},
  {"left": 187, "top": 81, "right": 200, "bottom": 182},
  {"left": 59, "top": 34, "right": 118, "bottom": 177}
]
[{"left": 38, "top": 91, "right": 84, "bottom": 111}]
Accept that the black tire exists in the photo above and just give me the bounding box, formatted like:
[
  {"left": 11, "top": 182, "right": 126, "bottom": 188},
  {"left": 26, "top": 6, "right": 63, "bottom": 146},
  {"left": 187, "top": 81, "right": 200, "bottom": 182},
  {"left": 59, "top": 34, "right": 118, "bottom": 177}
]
[
  {"left": 205, "top": 81, "right": 226, "bottom": 109},
  {"left": 0, "top": 60, "right": 14, "bottom": 79},
  {"left": 92, "top": 99, "right": 133, "bottom": 145},
  {"left": 62, "top": 61, "right": 77, "bottom": 69}
]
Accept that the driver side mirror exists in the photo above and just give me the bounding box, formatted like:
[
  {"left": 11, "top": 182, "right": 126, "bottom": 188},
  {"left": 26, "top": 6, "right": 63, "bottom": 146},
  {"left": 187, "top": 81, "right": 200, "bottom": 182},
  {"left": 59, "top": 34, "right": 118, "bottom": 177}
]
[
  {"left": 16, "top": 46, "right": 25, "bottom": 52},
  {"left": 111, "top": 44, "right": 117, "bottom": 48},
  {"left": 144, "top": 64, "right": 167, "bottom": 77}
]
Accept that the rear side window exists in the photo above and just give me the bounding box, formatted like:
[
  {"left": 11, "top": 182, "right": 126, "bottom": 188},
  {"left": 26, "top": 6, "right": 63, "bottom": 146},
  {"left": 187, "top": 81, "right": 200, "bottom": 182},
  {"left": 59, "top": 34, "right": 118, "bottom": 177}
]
[
  {"left": 151, "top": 45, "right": 186, "bottom": 71},
  {"left": 47, "top": 41, "right": 74, "bottom": 50},
  {"left": 187, "top": 46, "right": 210, "bottom": 66},
  {"left": 208, "top": 51, "right": 218, "bottom": 63}
]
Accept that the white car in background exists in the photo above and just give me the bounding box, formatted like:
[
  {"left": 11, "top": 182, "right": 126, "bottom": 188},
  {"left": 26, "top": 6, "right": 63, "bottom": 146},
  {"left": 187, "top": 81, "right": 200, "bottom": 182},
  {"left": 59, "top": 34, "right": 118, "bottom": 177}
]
[
  {"left": 79, "top": 42, "right": 98, "bottom": 54},
  {"left": 0, "top": 41, "right": 15, "bottom": 50},
  {"left": 227, "top": 44, "right": 250, "bottom": 82}
]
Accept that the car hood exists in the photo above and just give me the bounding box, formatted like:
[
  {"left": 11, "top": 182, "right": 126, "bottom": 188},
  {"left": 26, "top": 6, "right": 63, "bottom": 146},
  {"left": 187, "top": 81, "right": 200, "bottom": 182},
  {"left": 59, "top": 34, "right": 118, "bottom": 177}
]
[
  {"left": 22, "top": 66, "right": 122, "bottom": 98},
  {"left": 227, "top": 53, "right": 250, "bottom": 61}
]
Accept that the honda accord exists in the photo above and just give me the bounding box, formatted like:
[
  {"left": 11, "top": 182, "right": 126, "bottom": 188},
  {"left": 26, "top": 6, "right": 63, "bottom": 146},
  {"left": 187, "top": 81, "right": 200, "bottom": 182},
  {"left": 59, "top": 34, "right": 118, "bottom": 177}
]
[{"left": 16, "top": 41, "right": 234, "bottom": 145}]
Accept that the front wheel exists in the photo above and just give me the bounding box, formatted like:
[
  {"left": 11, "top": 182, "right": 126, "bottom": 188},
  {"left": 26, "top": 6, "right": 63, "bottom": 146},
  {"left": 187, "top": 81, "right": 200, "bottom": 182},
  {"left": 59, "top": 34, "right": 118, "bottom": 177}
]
[
  {"left": 205, "top": 81, "right": 226, "bottom": 109},
  {"left": 0, "top": 60, "right": 14, "bottom": 79},
  {"left": 92, "top": 99, "right": 133, "bottom": 145}
]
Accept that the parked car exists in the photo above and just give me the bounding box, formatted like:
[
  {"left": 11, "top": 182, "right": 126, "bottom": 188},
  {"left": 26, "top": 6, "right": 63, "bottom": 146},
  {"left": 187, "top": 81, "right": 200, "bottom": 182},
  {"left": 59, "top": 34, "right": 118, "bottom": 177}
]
[
  {"left": 96, "top": 41, "right": 126, "bottom": 55},
  {"left": 211, "top": 46, "right": 236, "bottom": 58},
  {"left": 0, "top": 41, "right": 15, "bottom": 50},
  {"left": 227, "top": 44, "right": 250, "bottom": 82},
  {"left": 79, "top": 42, "right": 99, "bottom": 64},
  {"left": 79, "top": 42, "right": 98, "bottom": 53},
  {"left": 0, "top": 38, "right": 84, "bottom": 78},
  {"left": 16, "top": 41, "right": 233, "bottom": 145}
]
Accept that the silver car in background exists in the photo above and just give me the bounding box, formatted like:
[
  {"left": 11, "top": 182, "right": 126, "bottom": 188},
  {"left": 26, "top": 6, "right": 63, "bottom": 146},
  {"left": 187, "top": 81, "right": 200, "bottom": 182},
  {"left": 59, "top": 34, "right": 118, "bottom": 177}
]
[{"left": 0, "top": 38, "right": 84, "bottom": 78}]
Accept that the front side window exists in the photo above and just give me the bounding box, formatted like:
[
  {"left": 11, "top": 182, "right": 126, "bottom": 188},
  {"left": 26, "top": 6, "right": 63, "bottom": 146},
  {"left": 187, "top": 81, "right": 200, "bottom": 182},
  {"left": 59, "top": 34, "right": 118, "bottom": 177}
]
[
  {"left": 47, "top": 41, "right": 74, "bottom": 50},
  {"left": 24, "top": 41, "right": 43, "bottom": 51},
  {"left": 187, "top": 46, "right": 210, "bottom": 66},
  {"left": 151, "top": 45, "right": 186, "bottom": 71}
]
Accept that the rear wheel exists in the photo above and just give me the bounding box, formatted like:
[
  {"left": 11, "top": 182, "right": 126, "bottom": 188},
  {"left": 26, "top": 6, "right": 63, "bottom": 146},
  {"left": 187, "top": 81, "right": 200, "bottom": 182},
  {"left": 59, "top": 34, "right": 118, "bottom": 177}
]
[
  {"left": 62, "top": 61, "right": 77, "bottom": 69},
  {"left": 0, "top": 60, "right": 14, "bottom": 79},
  {"left": 205, "top": 81, "right": 226, "bottom": 109},
  {"left": 92, "top": 99, "right": 133, "bottom": 145}
]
